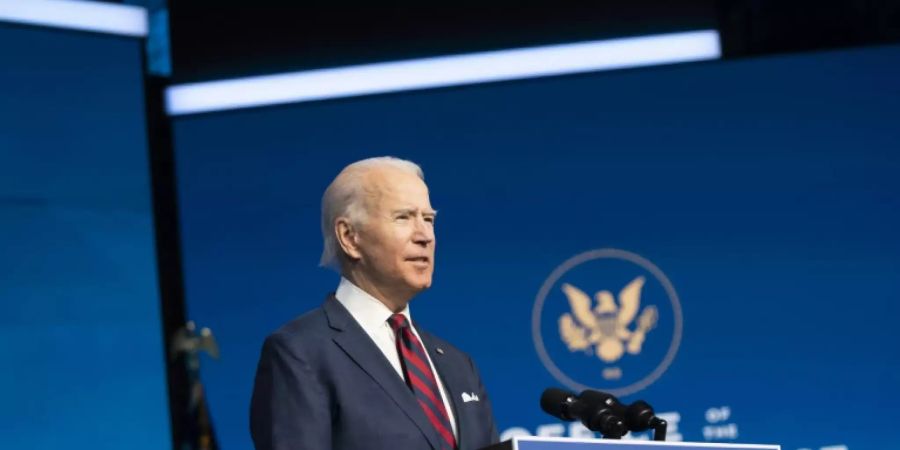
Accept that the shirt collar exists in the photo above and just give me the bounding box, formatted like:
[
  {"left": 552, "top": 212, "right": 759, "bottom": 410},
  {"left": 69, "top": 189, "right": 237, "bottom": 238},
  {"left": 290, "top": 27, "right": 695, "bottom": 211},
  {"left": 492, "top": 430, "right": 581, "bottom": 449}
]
[{"left": 335, "top": 276, "right": 411, "bottom": 333}]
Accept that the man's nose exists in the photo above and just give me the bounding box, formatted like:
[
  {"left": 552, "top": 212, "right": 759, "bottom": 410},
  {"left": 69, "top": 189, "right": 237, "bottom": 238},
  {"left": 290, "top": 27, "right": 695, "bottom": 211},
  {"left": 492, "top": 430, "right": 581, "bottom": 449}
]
[{"left": 412, "top": 218, "right": 434, "bottom": 246}]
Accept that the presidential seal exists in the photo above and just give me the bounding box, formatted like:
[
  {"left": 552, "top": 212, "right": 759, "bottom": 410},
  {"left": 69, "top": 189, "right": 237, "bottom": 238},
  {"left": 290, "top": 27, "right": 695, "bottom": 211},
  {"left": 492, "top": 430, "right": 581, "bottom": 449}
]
[{"left": 532, "top": 249, "right": 682, "bottom": 396}]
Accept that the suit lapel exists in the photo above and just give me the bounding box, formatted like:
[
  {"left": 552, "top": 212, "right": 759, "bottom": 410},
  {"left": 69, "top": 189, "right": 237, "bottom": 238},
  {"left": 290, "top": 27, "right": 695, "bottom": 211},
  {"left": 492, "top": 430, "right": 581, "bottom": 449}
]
[
  {"left": 419, "top": 331, "right": 468, "bottom": 450},
  {"left": 324, "top": 296, "right": 441, "bottom": 450}
]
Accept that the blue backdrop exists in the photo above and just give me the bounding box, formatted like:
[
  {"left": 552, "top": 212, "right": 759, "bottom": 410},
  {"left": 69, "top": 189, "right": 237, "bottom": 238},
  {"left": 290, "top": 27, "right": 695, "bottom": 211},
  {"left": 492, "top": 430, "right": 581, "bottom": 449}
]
[
  {"left": 0, "top": 23, "right": 170, "bottom": 449},
  {"left": 171, "top": 44, "right": 900, "bottom": 450}
]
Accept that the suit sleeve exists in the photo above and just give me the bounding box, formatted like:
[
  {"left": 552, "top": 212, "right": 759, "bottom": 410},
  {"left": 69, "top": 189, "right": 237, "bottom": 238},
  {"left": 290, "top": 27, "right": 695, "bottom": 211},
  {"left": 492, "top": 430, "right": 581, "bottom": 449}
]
[
  {"left": 250, "top": 334, "right": 332, "bottom": 450},
  {"left": 468, "top": 355, "right": 500, "bottom": 445}
]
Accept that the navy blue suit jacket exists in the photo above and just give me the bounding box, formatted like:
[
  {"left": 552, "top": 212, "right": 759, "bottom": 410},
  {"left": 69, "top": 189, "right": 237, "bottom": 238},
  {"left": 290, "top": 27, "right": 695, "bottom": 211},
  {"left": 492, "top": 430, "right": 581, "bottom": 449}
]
[{"left": 250, "top": 295, "right": 499, "bottom": 450}]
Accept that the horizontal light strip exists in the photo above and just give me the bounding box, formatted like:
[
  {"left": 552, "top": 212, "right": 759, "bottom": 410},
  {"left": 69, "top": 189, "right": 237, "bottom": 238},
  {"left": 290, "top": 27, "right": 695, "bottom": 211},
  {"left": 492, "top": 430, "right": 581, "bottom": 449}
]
[
  {"left": 0, "top": 0, "right": 147, "bottom": 37},
  {"left": 166, "top": 30, "right": 721, "bottom": 115}
]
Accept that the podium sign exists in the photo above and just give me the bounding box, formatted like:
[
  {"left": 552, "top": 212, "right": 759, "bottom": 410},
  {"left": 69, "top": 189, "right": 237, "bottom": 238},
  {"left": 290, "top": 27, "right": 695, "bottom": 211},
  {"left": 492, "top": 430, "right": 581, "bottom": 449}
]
[{"left": 483, "top": 437, "right": 780, "bottom": 450}]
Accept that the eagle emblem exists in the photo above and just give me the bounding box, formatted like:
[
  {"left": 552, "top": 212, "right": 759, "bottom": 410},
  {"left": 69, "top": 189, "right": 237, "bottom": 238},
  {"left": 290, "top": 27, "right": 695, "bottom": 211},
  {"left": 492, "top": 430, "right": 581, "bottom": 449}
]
[{"left": 559, "top": 276, "right": 658, "bottom": 363}]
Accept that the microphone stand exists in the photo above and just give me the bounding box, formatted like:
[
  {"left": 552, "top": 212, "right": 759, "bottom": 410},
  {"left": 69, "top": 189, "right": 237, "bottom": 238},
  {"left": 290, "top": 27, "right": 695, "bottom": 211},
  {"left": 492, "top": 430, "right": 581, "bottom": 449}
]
[{"left": 650, "top": 416, "right": 667, "bottom": 441}]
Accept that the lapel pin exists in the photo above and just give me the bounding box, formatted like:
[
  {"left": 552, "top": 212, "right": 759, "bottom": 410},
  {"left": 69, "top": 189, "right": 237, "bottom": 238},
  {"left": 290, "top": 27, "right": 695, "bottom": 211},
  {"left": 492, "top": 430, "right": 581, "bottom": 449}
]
[{"left": 436, "top": 347, "right": 444, "bottom": 355}]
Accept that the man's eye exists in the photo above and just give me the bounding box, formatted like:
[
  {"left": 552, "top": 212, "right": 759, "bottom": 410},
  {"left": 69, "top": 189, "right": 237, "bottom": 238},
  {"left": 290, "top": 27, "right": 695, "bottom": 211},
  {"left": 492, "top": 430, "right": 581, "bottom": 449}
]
[
  {"left": 424, "top": 217, "right": 435, "bottom": 224},
  {"left": 395, "top": 215, "right": 409, "bottom": 221}
]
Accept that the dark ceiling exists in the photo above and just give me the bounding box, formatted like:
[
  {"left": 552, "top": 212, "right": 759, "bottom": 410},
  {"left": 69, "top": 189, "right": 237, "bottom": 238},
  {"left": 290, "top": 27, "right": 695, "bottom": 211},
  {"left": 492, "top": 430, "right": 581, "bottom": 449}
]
[{"left": 164, "top": 0, "right": 900, "bottom": 83}]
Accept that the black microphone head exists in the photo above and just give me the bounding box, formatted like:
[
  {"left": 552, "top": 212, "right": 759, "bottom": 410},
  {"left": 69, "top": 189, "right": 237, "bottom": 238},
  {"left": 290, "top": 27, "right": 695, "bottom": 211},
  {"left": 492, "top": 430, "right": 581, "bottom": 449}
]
[
  {"left": 625, "top": 400, "right": 656, "bottom": 431},
  {"left": 578, "top": 390, "right": 625, "bottom": 414},
  {"left": 578, "top": 390, "right": 628, "bottom": 438},
  {"left": 540, "top": 388, "right": 577, "bottom": 421}
]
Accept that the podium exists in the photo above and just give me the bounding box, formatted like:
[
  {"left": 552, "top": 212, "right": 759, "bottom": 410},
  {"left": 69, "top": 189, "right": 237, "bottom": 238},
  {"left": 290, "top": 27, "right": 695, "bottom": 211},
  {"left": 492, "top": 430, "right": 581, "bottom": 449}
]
[{"left": 481, "top": 437, "right": 780, "bottom": 450}]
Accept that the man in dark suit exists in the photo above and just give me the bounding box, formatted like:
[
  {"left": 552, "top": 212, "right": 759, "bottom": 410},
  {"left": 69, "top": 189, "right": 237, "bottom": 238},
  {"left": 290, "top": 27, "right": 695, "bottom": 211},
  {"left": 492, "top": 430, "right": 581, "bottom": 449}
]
[{"left": 250, "top": 157, "right": 499, "bottom": 450}]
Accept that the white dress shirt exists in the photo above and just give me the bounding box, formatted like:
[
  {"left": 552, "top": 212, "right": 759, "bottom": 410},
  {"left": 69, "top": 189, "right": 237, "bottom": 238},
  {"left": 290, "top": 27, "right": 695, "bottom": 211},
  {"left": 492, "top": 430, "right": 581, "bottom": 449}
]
[{"left": 335, "top": 277, "right": 458, "bottom": 438}]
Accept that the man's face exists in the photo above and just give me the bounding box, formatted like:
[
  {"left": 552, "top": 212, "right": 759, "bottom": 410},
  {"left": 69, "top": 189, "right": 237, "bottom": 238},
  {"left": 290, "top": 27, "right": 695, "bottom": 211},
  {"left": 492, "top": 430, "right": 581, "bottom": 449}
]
[{"left": 355, "top": 168, "right": 436, "bottom": 301}]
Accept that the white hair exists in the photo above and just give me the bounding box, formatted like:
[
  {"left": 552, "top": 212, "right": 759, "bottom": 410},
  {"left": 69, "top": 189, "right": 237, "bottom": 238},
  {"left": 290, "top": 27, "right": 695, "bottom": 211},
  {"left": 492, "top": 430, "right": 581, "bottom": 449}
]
[{"left": 319, "top": 156, "right": 425, "bottom": 270}]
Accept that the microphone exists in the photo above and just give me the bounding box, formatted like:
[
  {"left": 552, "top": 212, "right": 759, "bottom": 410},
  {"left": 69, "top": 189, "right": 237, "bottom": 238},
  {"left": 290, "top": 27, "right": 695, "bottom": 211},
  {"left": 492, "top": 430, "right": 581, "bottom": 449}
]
[
  {"left": 539, "top": 388, "right": 580, "bottom": 421},
  {"left": 540, "top": 388, "right": 626, "bottom": 438},
  {"left": 624, "top": 400, "right": 667, "bottom": 440},
  {"left": 574, "top": 390, "right": 668, "bottom": 440},
  {"left": 578, "top": 390, "right": 624, "bottom": 417}
]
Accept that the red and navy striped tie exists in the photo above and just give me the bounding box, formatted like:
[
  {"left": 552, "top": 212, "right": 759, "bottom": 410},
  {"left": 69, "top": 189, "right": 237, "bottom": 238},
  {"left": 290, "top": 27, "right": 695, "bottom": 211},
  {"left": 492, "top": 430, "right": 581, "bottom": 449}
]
[{"left": 388, "top": 314, "right": 457, "bottom": 450}]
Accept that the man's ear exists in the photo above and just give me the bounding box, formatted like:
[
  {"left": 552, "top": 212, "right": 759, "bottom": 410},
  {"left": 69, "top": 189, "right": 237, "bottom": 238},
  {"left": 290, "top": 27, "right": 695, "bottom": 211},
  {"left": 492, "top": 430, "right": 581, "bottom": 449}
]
[{"left": 335, "top": 217, "right": 362, "bottom": 261}]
